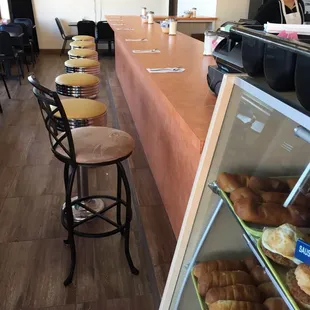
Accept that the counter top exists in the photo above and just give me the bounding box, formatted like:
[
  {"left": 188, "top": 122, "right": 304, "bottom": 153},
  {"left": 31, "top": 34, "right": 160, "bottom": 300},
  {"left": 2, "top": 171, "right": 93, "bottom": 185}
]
[
  {"left": 106, "top": 16, "right": 216, "bottom": 151},
  {"left": 154, "top": 16, "right": 217, "bottom": 22}
]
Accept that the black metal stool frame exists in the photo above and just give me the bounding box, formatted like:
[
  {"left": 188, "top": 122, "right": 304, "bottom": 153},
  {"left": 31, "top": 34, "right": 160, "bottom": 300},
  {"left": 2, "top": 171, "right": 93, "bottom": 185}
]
[{"left": 28, "top": 74, "right": 139, "bottom": 286}]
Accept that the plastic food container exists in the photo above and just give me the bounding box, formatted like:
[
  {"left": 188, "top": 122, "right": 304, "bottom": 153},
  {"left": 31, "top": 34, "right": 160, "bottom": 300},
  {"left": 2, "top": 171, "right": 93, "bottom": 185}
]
[
  {"left": 295, "top": 54, "right": 310, "bottom": 110},
  {"left": 242, "top": 37, "right": 265, "bottom": 77},
  {"left": 264, "top": 44, "right": 296, "bottom": 91}
]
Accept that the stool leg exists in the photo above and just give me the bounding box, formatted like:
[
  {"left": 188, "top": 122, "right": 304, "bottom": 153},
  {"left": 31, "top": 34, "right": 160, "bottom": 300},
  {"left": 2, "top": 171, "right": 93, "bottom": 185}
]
[
  {"left": 63, "top": 163, "right": 77, "bottom": 286},
  {"left": 116, "top": 164, "right": 124, "bottom": 235},
  {"left": 117, "top": 162, "right": 139, "bottom": 275}
]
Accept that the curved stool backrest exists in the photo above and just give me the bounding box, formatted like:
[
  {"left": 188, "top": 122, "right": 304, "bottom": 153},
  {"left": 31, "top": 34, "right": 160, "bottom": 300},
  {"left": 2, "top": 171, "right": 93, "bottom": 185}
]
[{"left": 28, "top": 74, "right": 76, "bottom": 163}]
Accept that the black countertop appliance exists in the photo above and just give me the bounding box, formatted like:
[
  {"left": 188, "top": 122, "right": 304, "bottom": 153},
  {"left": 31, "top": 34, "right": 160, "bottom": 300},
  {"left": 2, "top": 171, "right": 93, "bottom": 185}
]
[{"left": 207, "top": 21, "right": 262, "bottom": 96}]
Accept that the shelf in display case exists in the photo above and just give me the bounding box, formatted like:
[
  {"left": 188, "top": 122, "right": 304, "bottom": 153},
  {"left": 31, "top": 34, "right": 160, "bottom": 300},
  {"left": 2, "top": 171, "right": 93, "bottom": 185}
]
[
  {"left": 207, "top": 180, "right": 301, "bottom": 310},
  {"left": 208, "top": 181, "right": 263, "bottom": 238},
  {"left": 191, "top": 271, "right": 206, "bottom": 310}
]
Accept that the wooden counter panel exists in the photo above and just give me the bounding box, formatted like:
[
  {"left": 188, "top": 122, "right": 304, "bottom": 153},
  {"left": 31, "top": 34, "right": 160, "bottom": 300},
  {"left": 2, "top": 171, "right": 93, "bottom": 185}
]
[
  {"left": 109, "top": 16, "right": 216, "bottom": 235},
  {"left": 116, "top": 37, "right": 207, "bottom": 233}
]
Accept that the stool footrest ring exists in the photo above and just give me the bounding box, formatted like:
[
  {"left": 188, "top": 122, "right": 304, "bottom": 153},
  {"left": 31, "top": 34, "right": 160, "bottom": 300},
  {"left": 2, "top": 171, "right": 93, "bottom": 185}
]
[{"left": 61, "top": 195, "right": 128, "bottom": 238}]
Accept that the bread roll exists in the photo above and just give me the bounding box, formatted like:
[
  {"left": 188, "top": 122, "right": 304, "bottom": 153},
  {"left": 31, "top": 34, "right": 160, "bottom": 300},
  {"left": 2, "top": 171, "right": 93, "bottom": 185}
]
[
  {"left": 217, "top": 173, "right": 250, "bottom": 193},
  {"left": 258, "top": 282, "right": 280, "bottom": 299},
  {"left": 209, "top": 300, "right": 265, "bottom": 310},
  {"left": 287, "top": 178, "right": 298, "bottom": 190},
  {"left": 295, "top": 264, "right": 310, "bottom": 296},
  {"left": 261, "top": 191, "right": 308, "bottom": 207},
  {"left": 287, "top": 269, "right": 310, "bottom": 309},
  {"left": 193, "top": 260, "right": 247, "bottom": 279},
  {"left": 233, "top": 198, "right": 310, "bottom": 227},
  {"left": 261, "top": 224, "right": 303, "bottom": 267},
  {"left": 198, "top": 271, "right": 253, "bottom": 296},
  {"left": 250, "top": 266, "right": 270, "bottom": 285},
  {"left": 230, "top": 187, "right": 261, "bottom": 204},
  {"left": 264, "top": 297, "right": 289, "bottom": 310},
  {"left": 243, "top": 256, "right": 259, "bottom": 272},
  {"left": 248, "top": 176, "right": 289, "bottom": 193},
  {"left": 205, "top": 284, "right": 262, "bottom": 305}
]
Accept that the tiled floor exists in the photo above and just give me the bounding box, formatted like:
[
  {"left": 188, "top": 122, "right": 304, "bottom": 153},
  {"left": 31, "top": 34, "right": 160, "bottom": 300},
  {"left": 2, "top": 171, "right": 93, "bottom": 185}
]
[{"left": 0, "top": 53, "right": 176, "bottom": 310}]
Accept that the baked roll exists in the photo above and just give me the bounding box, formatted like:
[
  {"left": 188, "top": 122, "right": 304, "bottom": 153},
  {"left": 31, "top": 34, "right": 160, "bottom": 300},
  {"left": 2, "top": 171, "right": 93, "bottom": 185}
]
[
  {"left": 264, "top": 297, "right": 289, "bottom": 310},
  {"left": 258, "top": 282, "right": 280, "bottom": 299},
  {"left": 193, "top": 260, "right": 247, "bottom": 279},
  {"left": 209, "top": 300, "right": 266, "bottom": 310},
  {"left": 198, "top": 271, "right": 253, "bottom": 296},
  {"left": 250, "top": 266, "right": 270, "bottom": 285},
  {"left": 205, "top": 284, "right": 262, "bottom": 305}
]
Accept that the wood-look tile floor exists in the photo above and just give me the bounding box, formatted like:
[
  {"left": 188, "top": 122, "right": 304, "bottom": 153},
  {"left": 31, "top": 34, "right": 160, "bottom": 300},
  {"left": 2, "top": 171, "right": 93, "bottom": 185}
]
[{"left": 0, "top": 54, "right": 176, "bottom": 310}]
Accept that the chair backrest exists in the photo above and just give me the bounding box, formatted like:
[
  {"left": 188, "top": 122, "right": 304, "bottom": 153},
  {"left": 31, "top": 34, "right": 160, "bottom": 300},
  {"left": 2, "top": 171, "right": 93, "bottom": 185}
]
[
  {"left": 10, "top": 22, "right": 29, "bottom": 45},
  {"left": 14, "top": 18, "right": 33, "bottom": 37},
  {"left": 77, "top": 20, "right": 96, "bottom": 38},
  {"left": 28, "top": 74, "right": 76, "bottom": 162},
  {"left": 97, "top": 21, "right": 114, "bottom": 41},
  {"left": 0, "top": 31, "right": 15, "bottom": 56},
  {"left": 0, "top": 23, "right": 23, "bottom": 36},
  {"left": 55, "top": 17, "right": 65, "bottom": 38}
]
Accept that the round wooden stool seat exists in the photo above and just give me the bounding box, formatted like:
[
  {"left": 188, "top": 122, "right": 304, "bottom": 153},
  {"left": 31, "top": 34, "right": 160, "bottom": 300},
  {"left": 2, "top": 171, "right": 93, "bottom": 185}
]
[
  {"left": 65, "top": 59, "right": 100, "bottom": 76},
  {"left": 56, "top": 127, "right": 135, "bottom": 164},
  {"left": 57, "top": 98, "right": 107, "bottom": 127},
  {"left": 55, "top": 73, "right": 100, "bottom": 99},
  {"left": 72, "top": 35, "right": 95, "bottom": 42},
  {"left": 70, "top": 41, "right": 96, "bottom": 50},
  {"left": 68, "top": 49, "right": 98, "bottom": 60}
]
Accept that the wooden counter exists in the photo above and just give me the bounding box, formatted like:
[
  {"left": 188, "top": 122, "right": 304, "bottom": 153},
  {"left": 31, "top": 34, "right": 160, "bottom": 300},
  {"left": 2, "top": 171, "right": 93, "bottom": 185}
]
[{"left": 106, "top": 16, "right": 216, "bottom": 236}]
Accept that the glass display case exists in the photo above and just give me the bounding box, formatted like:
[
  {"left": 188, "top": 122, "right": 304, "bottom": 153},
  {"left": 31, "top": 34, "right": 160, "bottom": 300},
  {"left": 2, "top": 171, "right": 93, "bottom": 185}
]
[{"left": 159, "top": 75, "right": 310, "bottom": 310}]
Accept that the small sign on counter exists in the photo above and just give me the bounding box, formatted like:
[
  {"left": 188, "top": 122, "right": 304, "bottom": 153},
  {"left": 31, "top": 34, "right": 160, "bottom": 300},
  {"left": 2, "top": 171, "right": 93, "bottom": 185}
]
[{"left": 295, "top": 239, "right": 310, "bottom": 265}]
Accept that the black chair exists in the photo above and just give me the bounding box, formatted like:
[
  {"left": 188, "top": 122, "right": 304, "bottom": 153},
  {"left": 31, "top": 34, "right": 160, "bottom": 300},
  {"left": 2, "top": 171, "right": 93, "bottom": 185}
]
[
  {"left": 14, "top": 18, "right": 33, "bottom": 38},
  {"left": 0, "top": 31, "right": 24, "bottom": 84},
  {"left": 13, "top": 22, "right": 35, "bottom": 66},
  {"left": 77, "top": 20, "right": 96, "bottom": 38},
  {"left": 96, "top": 21, "right": 114, "bottom": 55},
  {"left": 28, "top": 74, "right": 139, "bottom": 286},
  {"left": 55, "top": 18, "right": 73, "bottom": 56},
  {"left": 0, "top": 24, "right": 29, "bottom": 74}
]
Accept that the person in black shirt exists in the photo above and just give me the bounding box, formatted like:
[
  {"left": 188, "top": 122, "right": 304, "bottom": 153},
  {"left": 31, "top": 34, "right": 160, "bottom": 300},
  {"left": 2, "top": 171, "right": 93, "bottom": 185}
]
[{"left": 255, "top": 0, "right": 305, "bottom": 24}]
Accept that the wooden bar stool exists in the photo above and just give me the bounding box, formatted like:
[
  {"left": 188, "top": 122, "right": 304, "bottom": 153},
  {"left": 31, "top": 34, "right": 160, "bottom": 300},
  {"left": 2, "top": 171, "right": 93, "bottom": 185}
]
[
  {"left": 56, "top": 73, "right": 100, "bottom": 99},
  {"left": 57, "top": 98, "right": 108, "bottom": 221},
  {"left": 72, "top": 35, "right": 95, "bottom": 42},
  {"left": 68, "top": 49, "right": 98, "bottom": 61},
  {"left": 70, "top": 41, "right": 96, "bottom": 50},
  {"left": 65, "top": 59, "right": 100, "bottom": 76},
  {"left": 29, "top": 74, "right": 139, "bottom": 286},
  {"left": 59, "top": 98, "right": 107, "bottom": 127}
]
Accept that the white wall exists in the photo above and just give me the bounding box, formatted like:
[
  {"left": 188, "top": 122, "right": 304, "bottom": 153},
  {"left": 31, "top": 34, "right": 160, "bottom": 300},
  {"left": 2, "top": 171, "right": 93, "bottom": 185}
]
[
  {"left": 178, "top": 0, "right": 217, "bottom": 17},
  {"left": 177, "top": 0, "right": 250, "bottom": 27},
  {"left": 0, "top": 0, "right": 10, "bottom": 20},
  {"left": 32, "top": 0, "right": 169, "bottom": 49},
  {"left": 215, "top": 0, "right": 250, "bottom": 27}
]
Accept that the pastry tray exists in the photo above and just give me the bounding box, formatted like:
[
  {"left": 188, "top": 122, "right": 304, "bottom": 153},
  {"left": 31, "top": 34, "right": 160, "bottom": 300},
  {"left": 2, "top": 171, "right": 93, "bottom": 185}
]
[
  {"left": 191, "top": 270, "right": 207, "bottom": 310},
  {"left": 256, "top": 238, "right": 300, "bottom": 309},
  {"left": 208, "top": 181, "right": 264, "bottom": 238}
]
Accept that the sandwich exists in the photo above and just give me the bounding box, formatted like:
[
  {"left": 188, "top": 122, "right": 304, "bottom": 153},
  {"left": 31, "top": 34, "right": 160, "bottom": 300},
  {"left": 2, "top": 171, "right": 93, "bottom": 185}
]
[
  {"left": 261, "top": 224, "right": 305, "bottom": 267},
  {"left": 287, "top": 264, "right": 310, "bottom": 309}
]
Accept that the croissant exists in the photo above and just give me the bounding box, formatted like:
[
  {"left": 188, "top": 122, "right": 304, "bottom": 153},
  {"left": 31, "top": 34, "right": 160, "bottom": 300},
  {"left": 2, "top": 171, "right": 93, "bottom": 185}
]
[
  {"left": 198, "top": 271, "right": 253, "bottom": 296},
  {"left": 205, "top": 284, "right": 262, "bottom": 305},
  {"left": 193, "top": 260, "right": 247, "bottom": 279}
]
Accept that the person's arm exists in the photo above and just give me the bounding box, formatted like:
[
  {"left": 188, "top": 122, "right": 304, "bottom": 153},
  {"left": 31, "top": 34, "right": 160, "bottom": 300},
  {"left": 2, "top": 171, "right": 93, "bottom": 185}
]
[{"left": 254, "top": 0, "right": 279, "bottom": 25}]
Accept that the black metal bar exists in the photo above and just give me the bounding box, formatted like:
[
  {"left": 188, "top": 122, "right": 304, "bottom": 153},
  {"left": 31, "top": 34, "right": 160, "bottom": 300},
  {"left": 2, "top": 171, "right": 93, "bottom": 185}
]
[{"left": 231, "top": 25, "right": 310, "bottom": 58}]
